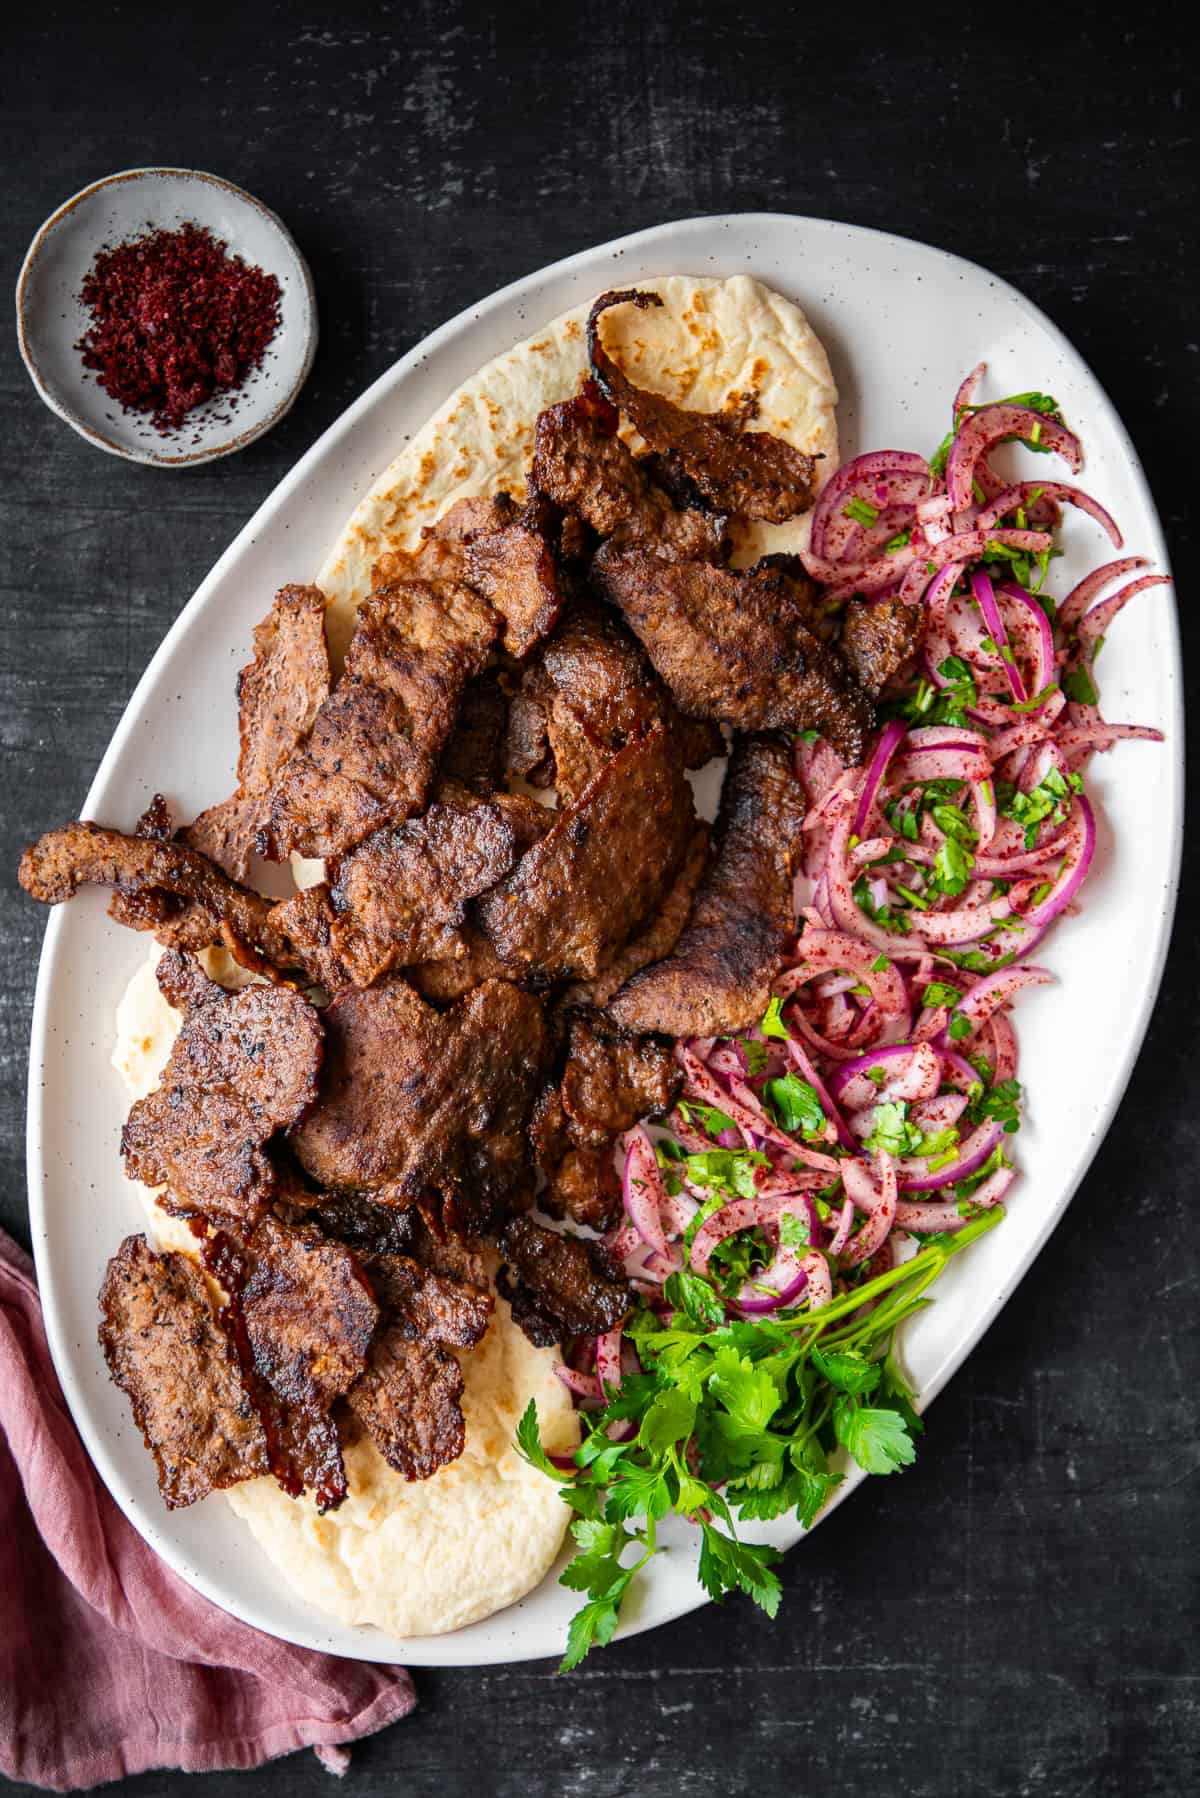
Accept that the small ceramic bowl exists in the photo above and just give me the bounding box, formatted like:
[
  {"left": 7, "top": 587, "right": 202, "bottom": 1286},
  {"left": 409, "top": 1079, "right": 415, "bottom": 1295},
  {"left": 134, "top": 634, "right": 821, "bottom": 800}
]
[{"left": 16, "top": 167, "right": 318, "bottom": 467}]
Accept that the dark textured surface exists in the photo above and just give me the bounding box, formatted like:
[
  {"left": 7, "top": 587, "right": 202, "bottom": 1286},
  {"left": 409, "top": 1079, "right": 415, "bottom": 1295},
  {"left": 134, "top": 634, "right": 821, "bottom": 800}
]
[{"left": 2, "top": 3, "right": 1196, "bottom": 1793}]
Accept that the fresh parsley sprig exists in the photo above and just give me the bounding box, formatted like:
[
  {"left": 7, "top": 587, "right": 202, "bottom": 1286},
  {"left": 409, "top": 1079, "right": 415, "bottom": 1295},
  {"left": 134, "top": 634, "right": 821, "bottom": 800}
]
[{"left": 517, "top": 1209, "right": 1005, "bottom": 1671}]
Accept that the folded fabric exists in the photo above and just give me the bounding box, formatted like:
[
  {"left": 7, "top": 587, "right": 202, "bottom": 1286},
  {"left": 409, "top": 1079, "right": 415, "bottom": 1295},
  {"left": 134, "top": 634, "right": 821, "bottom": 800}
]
[{"left": 0, "top": 1228, "right": 416, "bottom": 1791}]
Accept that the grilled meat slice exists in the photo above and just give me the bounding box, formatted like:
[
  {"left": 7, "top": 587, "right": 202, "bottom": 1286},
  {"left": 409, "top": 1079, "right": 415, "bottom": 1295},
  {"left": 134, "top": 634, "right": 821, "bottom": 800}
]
[
  {"left": 98, "top": 1234, "right": 269, "bottom": 1508},
  {"left": 504, "top": 598, "right": 720, "bottom": 806},
  {"left": 498, "top": 1216, "right": 632, "bottom": 1347},
  {"left": 588, "top": 288, "right": 818, "bottom": 522},
  {"left": 19, "top": 822, "right": 292, "bottom": 966},
  {"left": 559, "top": 1008, "right": 680, "bottom": 1145},
  {"left": 564, "top": 820, "right": 709, "bottom": 1009},
  {"left": 530, "top": 381, "right": 727, "bottom": 563},
  {"left": 609, "top": 735, "right": 806, "bottom": 1038},
  {"left": 437, "top": 672, "right": 509, "bottom": 797},
  {"left": 262, "top": 576, "right": 497, "bottom": 860},
  {"left": 530, "top": 1010, "right": 678, "bottom": 1231},
  {"left": 120, "top": 950, "right": 323, "bottom": 1221},
  {"left": 182, "top": 585, "right": 331, "bottom": 879},
  {"left": 242, "top": 1215, "right": 377, "bottom": 1411},
  {"left": 290, "top": 978, "right": 546, "bottom": 1228},
  {"left": 375, "top": 494, "right": 562, "bottom": 658},
  {"left": 365, "top": 1253, "right": 493, "bottom": 1349},
  {"left": 841, "top": 595, "right": 925, "bottom": 699},
  {"left": 269, "top": 884, "right": 349, "bottom": 993},
  {"left": 345, "top": 1328, "right": 467, "bottom": 1481},
  {"left": 476, "top": 726, "right": 695, "bottom": 982},
  {"left": 322, "top": 785, "right": 529, "bottom": 987},
  {"left": 592, "top": 547, "right": 874, "bottom": 764}
]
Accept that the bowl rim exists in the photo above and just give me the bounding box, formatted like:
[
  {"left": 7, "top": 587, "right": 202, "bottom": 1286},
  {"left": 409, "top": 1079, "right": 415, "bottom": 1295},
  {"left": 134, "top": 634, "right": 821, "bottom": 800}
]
[{"left": 14, "top": 165, "right": 318, "bottom": 468}]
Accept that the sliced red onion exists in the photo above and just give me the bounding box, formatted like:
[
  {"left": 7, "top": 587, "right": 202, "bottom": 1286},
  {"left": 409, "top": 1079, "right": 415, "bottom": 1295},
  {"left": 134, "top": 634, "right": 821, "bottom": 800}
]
[
  {"left": 1075, "top": 573, "right": 1172, "bottom": 659},
  {"left": 621, "top": 1127, "right": 670, "bottom": 1256},
  {"left": 974, "top": 480, "right": 1121, "bottom": 547},
  {"left": 830, "top": 1041, "right": 943, "bottom": 1109},
  {"left": 810, "top": 452, "right": 930, "bottom": 560},
  {"left": 887, "top": 746, "right": 993, "bottom": 785},
  {"left": 783, "top": 1035, "right": 858, "bottom": 1153},
  {"left": 1058, "top": 556, "right": 1148, "bottom": 632},
  {"left": 895, "top": 1119, "right": 1003, "bottom": 1191},
  {"left": 780, "top": 924, "right": 915, "bottom": 1023},
  {"left": 997, "top": 583, "right": 1055, "bottom": 695},
  {"left": 946, "top": 964, "right": 1053, "bottom": 1038},
  {"left": 555, "top": 1365, "right": 602, "bottom": 1401},
  {"left": 736, "top": 1247, "right": 810, "bottom": 1315},
  {"left": 971, "top": 569, "right": 1026, "bottom": 703},
  {"left": 894, "top": 1158, "right": 1015, "bottom": 1229},
  {"left": 953, "top": 360, "right": 988, "bottom": 414},
  {"left": 900, "top": 528, "right": 1052, "bottom": 603},
  {"left": 841, "top": 1153, "right": 899, "bottom": 1267},
  {"left": 1054, "top": 722, "right": 1164, "bottom": 766},
  {"left": 595, "top": 1327, "right": 636, "bottom": 1440},
  {"left": 910, "top": 1091, "right": 970, "bottom": 1133},
  {"left": 945, "top": 404, "right": 1082, "bottom": 513},
  {"left": 827, "top": 1196, "right": 856, "bottom": 1256},
  {"left": 853, "top": 719, "right": 907, "bottom": 836},
  {"left": 986, "top": 692, "right": 1066, "bottom": 760},
  {"left": 688, "top": 1190, "right": 810, "bottom": 1276}
]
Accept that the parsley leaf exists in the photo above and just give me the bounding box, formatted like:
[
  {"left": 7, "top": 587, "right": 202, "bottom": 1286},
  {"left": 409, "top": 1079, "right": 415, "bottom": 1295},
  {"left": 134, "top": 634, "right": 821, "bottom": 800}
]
[
  {"left": 760, "top": 996, "right": 790, "bottom": 1040},
  {"left": 698, "top": 1524, "right": 783, "bottom": 1616},
  {"left": 833, "top": 1400, "right": 918, "bottom": 1474},
  {"left": 865, "top": 1100, "right": 924, "bottom": 1158},
  {"left": 1063, "top": 666, "right": 1099, "bottom": 706},
  {"left": 663, "top": 1267, "right": 726, "bottom": 1327},
  {"left": 738, "top": 1036, "right": 770, "bottom": 1076},
  {"left": 762, "top": 1072, "right": 826, "bottom": 1138},
  {"left": 843, "top": 496, "right": 879, "bottom": 526}
]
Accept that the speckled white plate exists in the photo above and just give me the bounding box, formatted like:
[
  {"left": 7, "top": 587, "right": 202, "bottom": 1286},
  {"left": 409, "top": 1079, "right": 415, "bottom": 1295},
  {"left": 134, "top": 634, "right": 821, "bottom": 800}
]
[
  {"left": 16, "top": 167, "right": 316, "bottom": 466},
  {"left": 26, "top": 214, "right": 1182, "bottom": 1667}
]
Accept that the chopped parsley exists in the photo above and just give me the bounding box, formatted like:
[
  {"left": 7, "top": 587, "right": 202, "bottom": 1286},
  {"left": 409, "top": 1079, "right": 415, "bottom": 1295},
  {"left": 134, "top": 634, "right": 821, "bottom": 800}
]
[
  {"left": 762, "top": 1072, "right": 826, "bottom": 1139},
  {"left": 843, "top": 496, "right": 879, "bottom": 526}
]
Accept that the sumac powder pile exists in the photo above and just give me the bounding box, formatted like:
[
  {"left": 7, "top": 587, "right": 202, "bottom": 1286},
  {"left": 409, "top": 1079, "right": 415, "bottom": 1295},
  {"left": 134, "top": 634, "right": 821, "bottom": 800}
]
[{"left": 76, "top": 222, "right": 282, "bottom": 434}]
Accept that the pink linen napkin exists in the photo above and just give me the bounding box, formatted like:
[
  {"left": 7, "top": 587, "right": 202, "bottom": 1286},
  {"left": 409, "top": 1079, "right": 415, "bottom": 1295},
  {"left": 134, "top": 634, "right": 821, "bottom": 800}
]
[{"left": 0, "top": 1228, "right": 416, "bottom": 1791}]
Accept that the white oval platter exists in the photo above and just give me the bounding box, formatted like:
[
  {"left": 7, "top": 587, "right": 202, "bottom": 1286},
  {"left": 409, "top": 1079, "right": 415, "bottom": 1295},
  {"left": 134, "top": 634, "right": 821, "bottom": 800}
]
[{"left": 26, "top": 213, "right": 1182, "bottom": 1667}]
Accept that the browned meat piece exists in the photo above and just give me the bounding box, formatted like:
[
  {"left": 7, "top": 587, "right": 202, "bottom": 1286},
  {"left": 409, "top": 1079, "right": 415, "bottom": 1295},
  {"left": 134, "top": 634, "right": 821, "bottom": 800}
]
[
  {"left": 609, "top": 735, "right": 806, "bottom": 1038},
  {"left": 408, "top": 1220, "right": 494, "bottom": 1290},
  {"left": 529, "top": 1011, "right": 677, "bottom": 1231},
  {"left": 291, "top": 978, "right": 546, "bottom": 1228},
  {"left": 588, "top": 289, "right": 818, "bottom": 523},
  {"left": 498, "top": 1216, "right": 632, "bottom": 1347},
  {"left": 182, "top": 586, "right": 331, "bottom": 879},
  {"left": 476, "top": 726, "right": 694, "bottom": 982},
  {"left": 564, "top": 820, "right": 709, "bottom": 1008},
  {"left": 548, "top": 1145, "right": 623, "bottom": 1232},
  {"left": 243, "top": 1215, "right": 377, "bottom": 1410},
  {"left": 592, "top": 548, "right": 874, "bottom": 764},
  {"left": 269, "top": 884, "right": 349, "bottom": 993},
  {"left": 18, "top": 823, "right": 292, "bottom": 965},
  {"left": 344, "top": 1328, "right": 466, "bottom": 1481},
  {"left": 301, "top": 1192, "right": 421, "bottom": 1258},
  {"left": 530, "top": 381, "right": 727, "bottom": 563},
  {"left": 559, "top": 1009, "right": 680, "bottom": 1144},
  {"left": 505, "top": 599, "right": 720, "bottom": 807},
  {"left": 529, "top": 1084, "right": 622, "bottom": 1231},
  {"left": 134, "top": 792, "right": 174, "bottom": 841},
  {"left": 437, "top": 673, "right": 508, "bottom": 797},
  {"left": 262, "top": 576, "right": 497, "bottom": 860},
  {"left": 841, "top": 595, "right": 925, "bottom": 699},
  {"left": 428, "top": 493, "right": 519, "bottom": 542},
  {"left": 324, "top": 786, "right": 526, "bottom": 987},
  {"left": 121, "top": 951, "right": 323, "bottom": 1221},
  {"left": 366, "top": 1254, "right": 493, "bottom": 1349},
  {"left": 98, "top": 1234, "right": 269, "bottom": 1508},
  {"left": 407, "top": 925, "right": 514, "bottom": 1007},
  {"left": 375, "top": 496, "right": 562, "bottom": 658},
  {"left": 465, "top": 522, "right": 562, "bottom": 657}
]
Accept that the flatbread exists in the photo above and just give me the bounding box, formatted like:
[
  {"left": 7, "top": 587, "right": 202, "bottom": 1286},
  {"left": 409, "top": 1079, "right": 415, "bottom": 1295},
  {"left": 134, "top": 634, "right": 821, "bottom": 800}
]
[{"left": 318, "top": 273, "right": 838, "bottom": 663}]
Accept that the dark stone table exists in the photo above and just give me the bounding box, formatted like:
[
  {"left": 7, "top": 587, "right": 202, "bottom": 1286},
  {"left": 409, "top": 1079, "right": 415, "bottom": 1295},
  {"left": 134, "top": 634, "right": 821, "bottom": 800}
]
[{"left": 2, "top": 4, "right": 1195, "bottom": 1793}]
